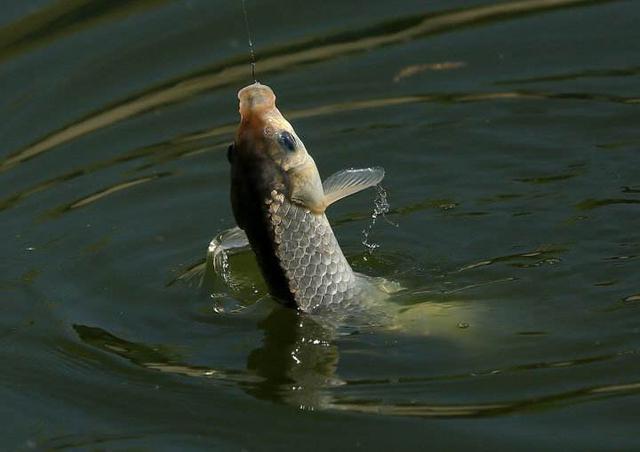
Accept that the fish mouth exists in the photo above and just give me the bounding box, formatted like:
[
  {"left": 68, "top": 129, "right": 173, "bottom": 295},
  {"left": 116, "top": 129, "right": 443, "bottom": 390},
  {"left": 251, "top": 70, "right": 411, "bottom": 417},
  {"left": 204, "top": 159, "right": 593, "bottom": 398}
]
[
  {"left": 236, "top": 82, "right": 293, "bottom": 147},
  {"left": 238, "top": 82, "right": 276, "bottom": 121}
]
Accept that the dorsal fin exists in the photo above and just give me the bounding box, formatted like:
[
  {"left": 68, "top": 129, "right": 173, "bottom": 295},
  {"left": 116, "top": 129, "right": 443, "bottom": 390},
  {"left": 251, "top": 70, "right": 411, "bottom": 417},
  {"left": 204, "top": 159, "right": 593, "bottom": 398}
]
[{"left": 322, "top": 167, "right": 385, "bottom": 208}]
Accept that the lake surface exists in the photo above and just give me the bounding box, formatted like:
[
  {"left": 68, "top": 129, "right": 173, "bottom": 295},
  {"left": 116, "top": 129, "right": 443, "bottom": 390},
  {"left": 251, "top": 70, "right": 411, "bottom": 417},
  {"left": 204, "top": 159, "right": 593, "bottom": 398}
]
[{"left": 1, "top": 0, "right": 639, "bottom": 450}]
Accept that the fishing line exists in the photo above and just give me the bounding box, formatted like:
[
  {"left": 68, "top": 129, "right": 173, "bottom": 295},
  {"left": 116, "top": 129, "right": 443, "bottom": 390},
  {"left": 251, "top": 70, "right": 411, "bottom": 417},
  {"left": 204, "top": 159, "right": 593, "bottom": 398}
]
[{"left": 240, "top": 0, "right": 257, "bottom": 83}]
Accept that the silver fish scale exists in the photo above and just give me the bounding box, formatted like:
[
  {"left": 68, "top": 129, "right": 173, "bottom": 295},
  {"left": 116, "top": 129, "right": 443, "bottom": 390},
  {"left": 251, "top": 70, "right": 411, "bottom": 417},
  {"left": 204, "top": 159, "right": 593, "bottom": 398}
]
[{"left": 265, "top": 189, "right": 362, "bottom": 312}]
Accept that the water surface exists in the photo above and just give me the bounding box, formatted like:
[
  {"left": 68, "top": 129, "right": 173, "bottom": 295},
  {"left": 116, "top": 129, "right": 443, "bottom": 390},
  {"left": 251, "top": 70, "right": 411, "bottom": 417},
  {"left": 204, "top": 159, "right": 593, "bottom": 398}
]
[{"left": 1, "top": 0, "right": 639, "bottom": 450}]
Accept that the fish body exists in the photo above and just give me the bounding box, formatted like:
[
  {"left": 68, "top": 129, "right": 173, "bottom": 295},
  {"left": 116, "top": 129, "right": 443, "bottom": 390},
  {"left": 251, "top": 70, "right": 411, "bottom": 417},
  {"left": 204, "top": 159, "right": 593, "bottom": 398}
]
[{"left": 228, "top": 83, "right": 384, "bottom": 312}]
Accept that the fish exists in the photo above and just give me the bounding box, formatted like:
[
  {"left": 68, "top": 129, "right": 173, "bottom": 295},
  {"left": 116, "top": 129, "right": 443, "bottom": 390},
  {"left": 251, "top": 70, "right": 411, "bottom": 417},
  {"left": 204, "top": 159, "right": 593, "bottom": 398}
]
[{"left": 226, "top": 82, "right": 386, "bottom": 313}]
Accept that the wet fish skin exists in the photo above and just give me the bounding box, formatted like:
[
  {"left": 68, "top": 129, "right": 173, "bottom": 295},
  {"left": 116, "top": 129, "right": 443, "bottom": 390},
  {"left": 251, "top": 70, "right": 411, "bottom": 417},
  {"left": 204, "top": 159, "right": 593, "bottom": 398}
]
[
  {"left": 265, "top": 188, "right": 361, "bottom": 312},
  {"left": 229, "top": 82, "right": 383, "bottom": 312},
  {"left": 229, "top": 135, "right": 295, "bottom": 305}
]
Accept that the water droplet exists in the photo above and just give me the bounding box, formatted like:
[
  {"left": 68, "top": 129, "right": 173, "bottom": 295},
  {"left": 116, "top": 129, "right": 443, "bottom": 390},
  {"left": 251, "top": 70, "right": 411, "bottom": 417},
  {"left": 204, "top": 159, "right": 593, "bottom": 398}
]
[{"left": 361, "top": 184, "right": 395, "bottom": 254}]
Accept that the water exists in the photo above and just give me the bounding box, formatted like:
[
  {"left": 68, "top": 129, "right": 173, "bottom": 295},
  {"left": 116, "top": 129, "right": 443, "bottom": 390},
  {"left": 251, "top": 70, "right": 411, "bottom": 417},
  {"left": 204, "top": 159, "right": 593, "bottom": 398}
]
[{"left": 1, "top": 0, "right": 639, "bottom": 449}]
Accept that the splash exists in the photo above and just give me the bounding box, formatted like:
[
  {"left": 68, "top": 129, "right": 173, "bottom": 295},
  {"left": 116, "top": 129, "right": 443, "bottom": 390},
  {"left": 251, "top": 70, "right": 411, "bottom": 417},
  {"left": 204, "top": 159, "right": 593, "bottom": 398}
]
[
  {"left": 208, "top": 227, "right": 248, "bottom": 290},
  {"left": 214, "top": 245, "right": 233, "bottom": 287},
  {"left": 361, "top": 184, "right": 396, "bottom": 254}
]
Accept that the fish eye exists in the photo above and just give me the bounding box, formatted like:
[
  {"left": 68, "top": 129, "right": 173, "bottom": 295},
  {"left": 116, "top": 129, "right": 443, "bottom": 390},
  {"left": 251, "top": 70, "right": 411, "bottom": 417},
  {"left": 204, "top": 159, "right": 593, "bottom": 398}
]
[{"left": 277, "top": 131, "right": 297, "bottom": 153}]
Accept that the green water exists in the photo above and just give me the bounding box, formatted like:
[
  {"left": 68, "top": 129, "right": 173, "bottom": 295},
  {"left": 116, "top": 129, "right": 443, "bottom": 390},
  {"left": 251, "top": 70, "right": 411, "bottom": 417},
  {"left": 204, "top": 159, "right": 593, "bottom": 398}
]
[{"left": 1, "top": 0, "right": 639, "bottom": 450}]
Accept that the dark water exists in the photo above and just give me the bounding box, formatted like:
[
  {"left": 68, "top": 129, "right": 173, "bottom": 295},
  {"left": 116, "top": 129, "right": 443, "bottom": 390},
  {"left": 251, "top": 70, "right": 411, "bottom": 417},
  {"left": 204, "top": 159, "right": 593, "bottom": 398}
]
[{"left": 1, "top": 0, "right": 639, "bottom": 449}]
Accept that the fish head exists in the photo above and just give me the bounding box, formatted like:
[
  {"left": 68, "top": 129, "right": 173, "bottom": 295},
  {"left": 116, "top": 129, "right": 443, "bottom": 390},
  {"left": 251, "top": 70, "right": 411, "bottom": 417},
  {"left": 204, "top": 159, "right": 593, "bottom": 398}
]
[
  {"left": 231, "top": 82, "right": 325, "bottom": 212},
  {"left": 234, "top": 82, "right": 312, "bottom": 172}
]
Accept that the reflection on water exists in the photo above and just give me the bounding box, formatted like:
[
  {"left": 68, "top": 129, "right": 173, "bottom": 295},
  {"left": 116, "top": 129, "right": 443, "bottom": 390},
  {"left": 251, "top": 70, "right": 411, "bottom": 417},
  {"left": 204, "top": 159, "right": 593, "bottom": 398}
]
[
  {"left": 74, "top": 324, "right": 260, "bottom": 382},
  {"left": 245, "top": 308, "right": 341, "bottom": 410},
  {"left": 393, "top": 61, "right": 466, "bottom": 82},
  {"left": 74, "top": 306, "right": 640, "bottom": 418},
  {"left": 73, "top": 309, "right": 341, "bottom": 410}
]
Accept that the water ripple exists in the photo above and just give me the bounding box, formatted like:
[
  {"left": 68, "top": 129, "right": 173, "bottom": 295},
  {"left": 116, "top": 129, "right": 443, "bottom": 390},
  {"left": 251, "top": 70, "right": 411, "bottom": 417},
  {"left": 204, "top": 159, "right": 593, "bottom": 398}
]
[
  {"left": 3, "top": 88, "right": 630, "bottom": 214},
  {"left": 329, "top": 377, "right": 640, "bottom": 417},
  {"left": 0, "top": 0, "right": 617, "bottom": 172},
  {"left": 73, "top": 322, "right": 640, "bottom": 419},
  {"left": 0, "top": 0, "right": 168, "bottom": 63},
  {"left": 45, "top": 172, "right": 171, "bottom": 219},
  {"left": 458, "top": 246, "right": 566, "bottom": 272},
  {"left": 497, "top": 65, "right": 640, "bottom": 85},
  {"left": 576, "top": 198, "right": 640, "bottom": 210}
]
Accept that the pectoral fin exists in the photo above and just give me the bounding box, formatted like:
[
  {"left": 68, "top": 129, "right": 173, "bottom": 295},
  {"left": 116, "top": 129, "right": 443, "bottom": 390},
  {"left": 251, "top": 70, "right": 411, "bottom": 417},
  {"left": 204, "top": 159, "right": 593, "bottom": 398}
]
[{"left": 322, "top": 167, "right": 385, "bottom": 207}]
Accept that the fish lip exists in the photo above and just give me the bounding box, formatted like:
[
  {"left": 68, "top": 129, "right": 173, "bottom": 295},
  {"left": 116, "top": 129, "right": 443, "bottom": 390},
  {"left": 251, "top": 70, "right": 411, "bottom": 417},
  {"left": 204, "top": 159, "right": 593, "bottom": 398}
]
[
  {"left": 235, "top": 82, "right": 293, "bottom": 151},
  {"left": 238, "top": 82, "right": 276, "bottom": 119},
  {"left": 234, "top": 82, "right": 308, "bottom": 173}
]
